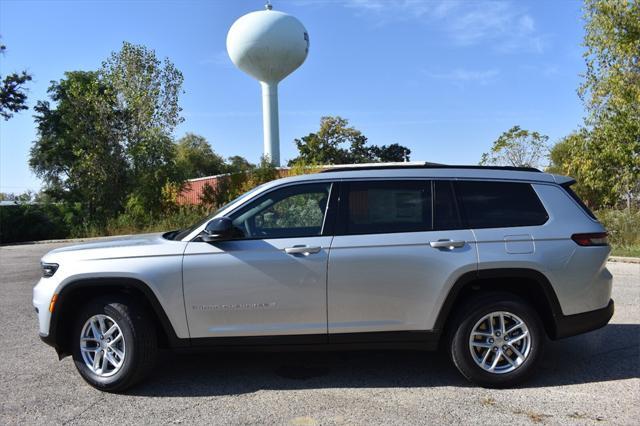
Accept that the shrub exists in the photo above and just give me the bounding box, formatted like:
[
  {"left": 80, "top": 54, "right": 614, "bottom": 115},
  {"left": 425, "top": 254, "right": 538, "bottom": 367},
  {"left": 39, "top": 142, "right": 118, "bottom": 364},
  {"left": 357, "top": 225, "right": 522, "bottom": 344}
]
[
  {"left": 595, "top": 208, "right": 640, "bottom": 251},
  {"left": 99, "top": 205, "right": 209, "bottom": 237},
  {"left": 0, "top": 204, "right": 70, "bottom": 243}
]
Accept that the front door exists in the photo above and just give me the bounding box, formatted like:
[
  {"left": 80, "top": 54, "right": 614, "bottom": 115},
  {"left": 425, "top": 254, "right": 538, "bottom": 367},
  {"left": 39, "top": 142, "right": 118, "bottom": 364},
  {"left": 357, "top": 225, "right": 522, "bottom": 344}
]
[{"left": 183, "top": 182, "right": 334, "bottom": 340}]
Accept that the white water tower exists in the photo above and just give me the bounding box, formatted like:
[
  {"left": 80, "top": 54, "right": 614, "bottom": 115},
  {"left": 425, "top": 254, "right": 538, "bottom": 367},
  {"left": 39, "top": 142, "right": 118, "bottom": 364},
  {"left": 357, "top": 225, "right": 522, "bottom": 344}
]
[{"left": 227, "top": 2, "right": 309, "bottom": 166}]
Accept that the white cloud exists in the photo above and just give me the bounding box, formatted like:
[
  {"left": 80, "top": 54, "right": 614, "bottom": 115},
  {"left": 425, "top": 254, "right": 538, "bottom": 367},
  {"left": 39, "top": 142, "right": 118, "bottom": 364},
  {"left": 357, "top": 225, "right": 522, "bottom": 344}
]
[
  {"left": 199, "top": 50, "right": 232, "bottom": 67},
  {"left": 341, "top": 0, "right": 547, "bottom": 53},
  {"left": 519, "top": 14, "right": 535, "bottom": 32},
  {"left": 344, "top": 0, "right": 433, "bottom": 20},
  {"left": 425, "top": 68, "right": 500, "bottom": 85},
  {"left": 344, "top": 0, "right": 387, "bottom": 12}
]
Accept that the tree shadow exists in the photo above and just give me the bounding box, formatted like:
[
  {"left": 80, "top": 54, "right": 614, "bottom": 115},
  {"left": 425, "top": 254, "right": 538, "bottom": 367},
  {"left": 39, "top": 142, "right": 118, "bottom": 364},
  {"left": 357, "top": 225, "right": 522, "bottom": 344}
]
[{"left": 129, "top": 324, "right": 639, "bottom": 397}]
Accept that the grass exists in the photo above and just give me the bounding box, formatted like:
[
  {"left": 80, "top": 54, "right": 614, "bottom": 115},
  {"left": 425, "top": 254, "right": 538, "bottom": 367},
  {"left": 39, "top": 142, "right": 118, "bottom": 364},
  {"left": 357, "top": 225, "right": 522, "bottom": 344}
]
[
  {"left": 70, "top": 205, "right": 211, "bottom": 238},
  {"left": 610, "top": 245, "right": 640, "bottom": 258},
  {"left": 595, "top": 208, "right": 640, "bottom": 258}
]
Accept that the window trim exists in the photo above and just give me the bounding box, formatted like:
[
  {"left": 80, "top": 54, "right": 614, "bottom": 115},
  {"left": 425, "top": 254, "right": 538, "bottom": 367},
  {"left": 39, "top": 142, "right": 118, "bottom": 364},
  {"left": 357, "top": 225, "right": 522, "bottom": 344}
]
[{"left": 433, "top": 180, "right": 464, "bottom": 231}]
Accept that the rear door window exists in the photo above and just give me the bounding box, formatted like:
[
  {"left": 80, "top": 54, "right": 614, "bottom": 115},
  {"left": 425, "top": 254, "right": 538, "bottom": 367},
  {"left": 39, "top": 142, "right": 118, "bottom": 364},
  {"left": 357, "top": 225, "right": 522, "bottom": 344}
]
[
  {"left": 455, "top": 181, "right": 548, "bottom": 229},
  {"left": 340, "top": 180, "right": 432, "bottom": 235}
]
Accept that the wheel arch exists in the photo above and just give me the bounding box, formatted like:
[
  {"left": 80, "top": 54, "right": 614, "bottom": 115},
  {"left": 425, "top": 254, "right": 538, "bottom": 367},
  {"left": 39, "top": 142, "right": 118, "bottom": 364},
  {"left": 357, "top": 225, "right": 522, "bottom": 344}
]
[
  {"left": 48, "top": 277, "right": 186, "bottom": 358},
  {"left": 434, "top": 268, "right": 564, "bottom": 340}
]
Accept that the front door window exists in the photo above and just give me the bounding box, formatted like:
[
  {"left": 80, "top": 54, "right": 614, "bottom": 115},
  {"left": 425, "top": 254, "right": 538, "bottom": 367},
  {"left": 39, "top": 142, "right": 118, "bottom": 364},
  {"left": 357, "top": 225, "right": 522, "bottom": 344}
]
[{"left": 230, "top": 183, "right": 332, "bottom": 239}]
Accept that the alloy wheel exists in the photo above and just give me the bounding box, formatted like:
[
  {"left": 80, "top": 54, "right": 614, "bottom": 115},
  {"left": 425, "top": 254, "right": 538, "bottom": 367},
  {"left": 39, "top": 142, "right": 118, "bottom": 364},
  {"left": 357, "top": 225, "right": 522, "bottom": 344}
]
[
  {"left": 79, "top": 314, "right": 126, "bottom": 377},
  {"left": 468, "top": 311, "right": 531, "bottom": 374}
]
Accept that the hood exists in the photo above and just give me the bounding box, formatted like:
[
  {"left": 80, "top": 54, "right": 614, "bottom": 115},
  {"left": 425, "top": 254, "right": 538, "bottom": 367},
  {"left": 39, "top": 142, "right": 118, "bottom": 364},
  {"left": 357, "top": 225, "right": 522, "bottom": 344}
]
[{"left": 42, "top": 233, "right": 186, "bottom": 263}]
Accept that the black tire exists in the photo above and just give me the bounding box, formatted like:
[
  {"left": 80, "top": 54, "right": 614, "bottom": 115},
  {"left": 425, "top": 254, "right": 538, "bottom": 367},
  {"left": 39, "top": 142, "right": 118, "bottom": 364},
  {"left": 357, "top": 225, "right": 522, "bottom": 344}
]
[
  {"left": 71, "top": 295, "right": 157, "bottom": 392},
  {"left": 449, "top": 292, "right": 545, "bottom": 388}
]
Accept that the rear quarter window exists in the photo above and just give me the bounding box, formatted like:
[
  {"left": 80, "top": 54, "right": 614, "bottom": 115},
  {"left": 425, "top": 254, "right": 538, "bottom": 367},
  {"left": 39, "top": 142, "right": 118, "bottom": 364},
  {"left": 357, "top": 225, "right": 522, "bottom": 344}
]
[
  {"left": 455, "top": 181, "right": 549, "bottom": 229},
  {"left": 561, "top": 183, "right": 597, "bottom": 220}
]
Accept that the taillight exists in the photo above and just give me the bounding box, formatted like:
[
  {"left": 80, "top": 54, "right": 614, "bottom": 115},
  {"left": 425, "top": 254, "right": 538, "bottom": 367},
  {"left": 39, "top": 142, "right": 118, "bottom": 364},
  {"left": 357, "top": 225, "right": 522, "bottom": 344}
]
[{"left": 571, "top": 232, "right": 608, "bottom": 246}]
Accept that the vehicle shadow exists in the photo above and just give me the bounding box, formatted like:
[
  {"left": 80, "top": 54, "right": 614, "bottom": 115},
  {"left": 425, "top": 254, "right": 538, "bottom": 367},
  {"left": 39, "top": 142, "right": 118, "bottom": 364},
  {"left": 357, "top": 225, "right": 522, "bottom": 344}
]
[{"left": 130, "top": 324, "right": 639, "bottom": 397}]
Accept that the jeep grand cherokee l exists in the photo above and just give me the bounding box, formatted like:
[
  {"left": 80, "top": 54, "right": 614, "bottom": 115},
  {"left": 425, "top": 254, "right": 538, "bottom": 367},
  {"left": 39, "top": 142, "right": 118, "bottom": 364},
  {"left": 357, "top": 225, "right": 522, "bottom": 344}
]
[{"left": 33, "top": 164, "right": 614, "bottom": 392}]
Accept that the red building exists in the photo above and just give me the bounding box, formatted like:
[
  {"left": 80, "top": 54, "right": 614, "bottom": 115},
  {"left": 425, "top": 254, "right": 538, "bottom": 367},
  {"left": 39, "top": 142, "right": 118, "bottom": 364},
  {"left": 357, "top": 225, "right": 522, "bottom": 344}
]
[{"left": 177, "top": 168, "right": 294, "bottom": 205}]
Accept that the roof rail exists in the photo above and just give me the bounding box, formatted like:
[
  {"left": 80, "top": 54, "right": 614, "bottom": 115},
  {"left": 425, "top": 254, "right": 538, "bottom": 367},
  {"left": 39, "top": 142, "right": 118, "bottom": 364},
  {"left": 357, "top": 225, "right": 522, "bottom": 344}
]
[{"left": 319, "top": 162, "right": 542, "bottom": 173}]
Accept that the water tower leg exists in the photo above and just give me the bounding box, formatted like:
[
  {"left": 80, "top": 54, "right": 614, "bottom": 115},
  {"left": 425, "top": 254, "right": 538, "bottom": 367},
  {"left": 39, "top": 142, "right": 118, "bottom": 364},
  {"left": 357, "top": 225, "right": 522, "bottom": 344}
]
[{"left": 260, "top": 82, "right": 280, "bottom": 166}]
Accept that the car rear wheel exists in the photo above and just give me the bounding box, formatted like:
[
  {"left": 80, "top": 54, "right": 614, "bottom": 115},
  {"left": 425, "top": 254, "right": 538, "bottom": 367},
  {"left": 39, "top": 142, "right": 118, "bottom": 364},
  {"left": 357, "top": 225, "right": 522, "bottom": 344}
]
[
  {"left": 71, "top": 295, "right": 157, "bottom": 392},
  {"left": 449, "top": 293, "right": 544, "bottom": 388}
]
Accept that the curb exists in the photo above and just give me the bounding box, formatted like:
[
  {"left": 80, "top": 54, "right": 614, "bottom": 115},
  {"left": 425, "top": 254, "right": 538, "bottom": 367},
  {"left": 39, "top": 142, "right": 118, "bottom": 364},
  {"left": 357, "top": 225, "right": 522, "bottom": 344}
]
[{"left": 607, "top": 256, "right": 640, "bottom": 264}]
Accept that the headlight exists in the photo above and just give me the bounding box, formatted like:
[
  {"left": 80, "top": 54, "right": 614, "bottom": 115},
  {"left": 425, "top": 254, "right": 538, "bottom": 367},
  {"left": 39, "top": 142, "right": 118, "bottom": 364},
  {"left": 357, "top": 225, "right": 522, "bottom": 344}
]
[{"left": 41, "top": 263, "right": 59, "bottom": 278}]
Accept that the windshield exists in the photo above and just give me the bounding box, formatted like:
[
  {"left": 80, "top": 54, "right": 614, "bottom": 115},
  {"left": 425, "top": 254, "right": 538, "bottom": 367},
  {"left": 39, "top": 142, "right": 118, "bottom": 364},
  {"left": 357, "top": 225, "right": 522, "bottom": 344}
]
[{"left": 169, "top": 183, "right": 268, "bottom": 241}]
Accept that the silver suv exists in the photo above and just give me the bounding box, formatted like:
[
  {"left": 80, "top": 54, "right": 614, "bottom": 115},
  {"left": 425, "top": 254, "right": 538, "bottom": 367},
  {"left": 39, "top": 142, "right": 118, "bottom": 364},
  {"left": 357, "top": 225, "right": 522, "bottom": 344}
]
[{"left": 33, "top": 164, "right": 614, "bottom": 392}]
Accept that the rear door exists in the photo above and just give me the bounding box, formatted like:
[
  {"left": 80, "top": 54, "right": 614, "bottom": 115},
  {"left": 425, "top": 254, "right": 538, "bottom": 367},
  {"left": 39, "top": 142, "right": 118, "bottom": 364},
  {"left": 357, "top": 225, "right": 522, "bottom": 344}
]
[
  {"left": 454, "top": 180, "right": 549, "bottom": 267},
  {"left": 327, "top": 180, "right": 477, "bottom": 339}
]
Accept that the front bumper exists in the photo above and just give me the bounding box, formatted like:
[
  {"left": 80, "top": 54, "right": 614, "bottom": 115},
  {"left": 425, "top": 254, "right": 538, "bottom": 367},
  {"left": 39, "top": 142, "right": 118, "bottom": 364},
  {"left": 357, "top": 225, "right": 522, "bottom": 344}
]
[
  {"left": 554, "top": 299, "right": 614, "bottom": 339},
  {"left": 33, "top": 277, "right": 57, "bottom": 337},
  {"left": 39, "top": 332, "right": 57, "bottom": 348}
]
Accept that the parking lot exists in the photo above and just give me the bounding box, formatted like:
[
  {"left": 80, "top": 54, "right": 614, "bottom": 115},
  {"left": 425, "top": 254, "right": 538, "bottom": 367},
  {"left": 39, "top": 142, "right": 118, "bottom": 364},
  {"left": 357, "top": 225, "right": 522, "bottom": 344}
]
[{"left": 1, "top": 241, "right": 638, "bottom": 425}]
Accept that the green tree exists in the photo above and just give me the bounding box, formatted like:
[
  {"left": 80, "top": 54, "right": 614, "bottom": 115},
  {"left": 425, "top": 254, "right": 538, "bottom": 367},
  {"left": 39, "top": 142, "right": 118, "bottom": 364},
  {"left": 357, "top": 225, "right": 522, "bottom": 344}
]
[
  {"left": 580, "top": 0, "right": 639, "bottom": 126},
  {"left": 101, "top": 42, "right": 184, "bottom": 135},
  {"left": 480, "top": 125, "right": 550, "bottom": 169},
  {"left": 0, "top": 42, "right": 32, "bottom": 120},
  {"left": 101, "top": 41, "right": 184, "bottom": 213},
  {"left": 30, "top": 42, "right": 186, "bottom": 225},
  {"left": 559, "top": 0, "right": 640, "bottom": 208},
  {"left": 30, "top": 71, "right": 128, "bottom": 222},
  {"left": 227, "top": 155, "right": 255, "bottom": 173},
  {"left": 547, "top": 131, "right": 612, "bottom": 207},
  {"left": 124, "top": 127, "right": 179, "bottom": 215},
  {"left": 289, "top": 116, "right": 411, "bottom": 165},
  {"left": 176, "top": 133, "right": 226, "bottom": 179},
  {"left": 0, "top": 190, "right": 39, "bottom": 202},
  {"left": 245, "top": 155, "right": 278, "bottom": 189},
  {"left": 290, "top": 116, "right": 358, "bottom": 165},
  {"left": 369, "top": 143, "right": 411, "bottom": 162}
]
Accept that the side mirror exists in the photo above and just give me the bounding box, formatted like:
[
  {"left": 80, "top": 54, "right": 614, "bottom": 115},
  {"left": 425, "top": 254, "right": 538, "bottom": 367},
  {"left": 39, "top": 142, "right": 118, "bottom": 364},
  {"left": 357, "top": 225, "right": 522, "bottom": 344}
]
[{"left": 201, "top": 217, "right": 234, "bottom": 242}]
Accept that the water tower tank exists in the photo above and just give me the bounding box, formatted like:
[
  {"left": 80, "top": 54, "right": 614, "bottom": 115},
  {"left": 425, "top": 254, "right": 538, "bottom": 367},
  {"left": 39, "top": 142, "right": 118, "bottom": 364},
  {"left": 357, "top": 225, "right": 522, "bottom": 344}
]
[{"left": 227, "top": 4, "right": 309, "bottom": 166}]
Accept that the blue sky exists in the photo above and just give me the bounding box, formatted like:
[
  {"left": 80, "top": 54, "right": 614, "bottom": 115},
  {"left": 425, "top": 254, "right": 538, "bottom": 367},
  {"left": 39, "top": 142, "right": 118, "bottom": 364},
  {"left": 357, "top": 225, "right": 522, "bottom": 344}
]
[{"left": 1, "top": 0, "right": 586, "bottom": 193}]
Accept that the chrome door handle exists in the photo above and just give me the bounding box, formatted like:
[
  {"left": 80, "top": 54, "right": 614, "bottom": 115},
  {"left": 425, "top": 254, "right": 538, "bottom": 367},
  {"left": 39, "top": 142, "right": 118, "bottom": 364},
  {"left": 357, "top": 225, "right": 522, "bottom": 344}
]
[
  {"left": 284, "top": 245, "right": 322, "bottom": 255},
  {"left": 430, "top": 240, "right": 465, "bottom": 249}
]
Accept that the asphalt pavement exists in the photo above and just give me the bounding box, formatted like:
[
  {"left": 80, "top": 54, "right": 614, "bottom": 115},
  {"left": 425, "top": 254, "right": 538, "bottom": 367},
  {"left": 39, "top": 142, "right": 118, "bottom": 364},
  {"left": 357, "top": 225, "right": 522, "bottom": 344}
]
[{"left": 1, "top": 242, "right": 638, "bottom": 425}]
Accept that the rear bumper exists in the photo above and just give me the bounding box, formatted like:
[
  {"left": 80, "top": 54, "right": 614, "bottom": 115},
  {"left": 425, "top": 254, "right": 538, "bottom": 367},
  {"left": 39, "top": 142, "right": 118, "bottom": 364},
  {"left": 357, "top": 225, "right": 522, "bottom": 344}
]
[{"left": 553, "top": 299, "right": 614, "bottom": 339}]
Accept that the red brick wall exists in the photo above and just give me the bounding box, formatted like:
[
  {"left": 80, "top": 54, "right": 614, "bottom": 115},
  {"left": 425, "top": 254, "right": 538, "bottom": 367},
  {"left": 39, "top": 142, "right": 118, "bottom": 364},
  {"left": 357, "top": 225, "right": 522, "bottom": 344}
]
[
  {"left": 176, "top": 176, "right": 220, "bottom": 205},
  {"left": 177, "top": 168, "right": 294, "bottom": 205}
]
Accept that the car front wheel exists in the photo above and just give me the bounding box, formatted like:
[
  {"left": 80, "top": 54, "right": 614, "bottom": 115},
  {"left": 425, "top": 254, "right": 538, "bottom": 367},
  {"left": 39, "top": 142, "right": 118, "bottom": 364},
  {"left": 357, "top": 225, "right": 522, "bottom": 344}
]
[{"left": 71, "top": 295, "right": 157, "bottom": 392}]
